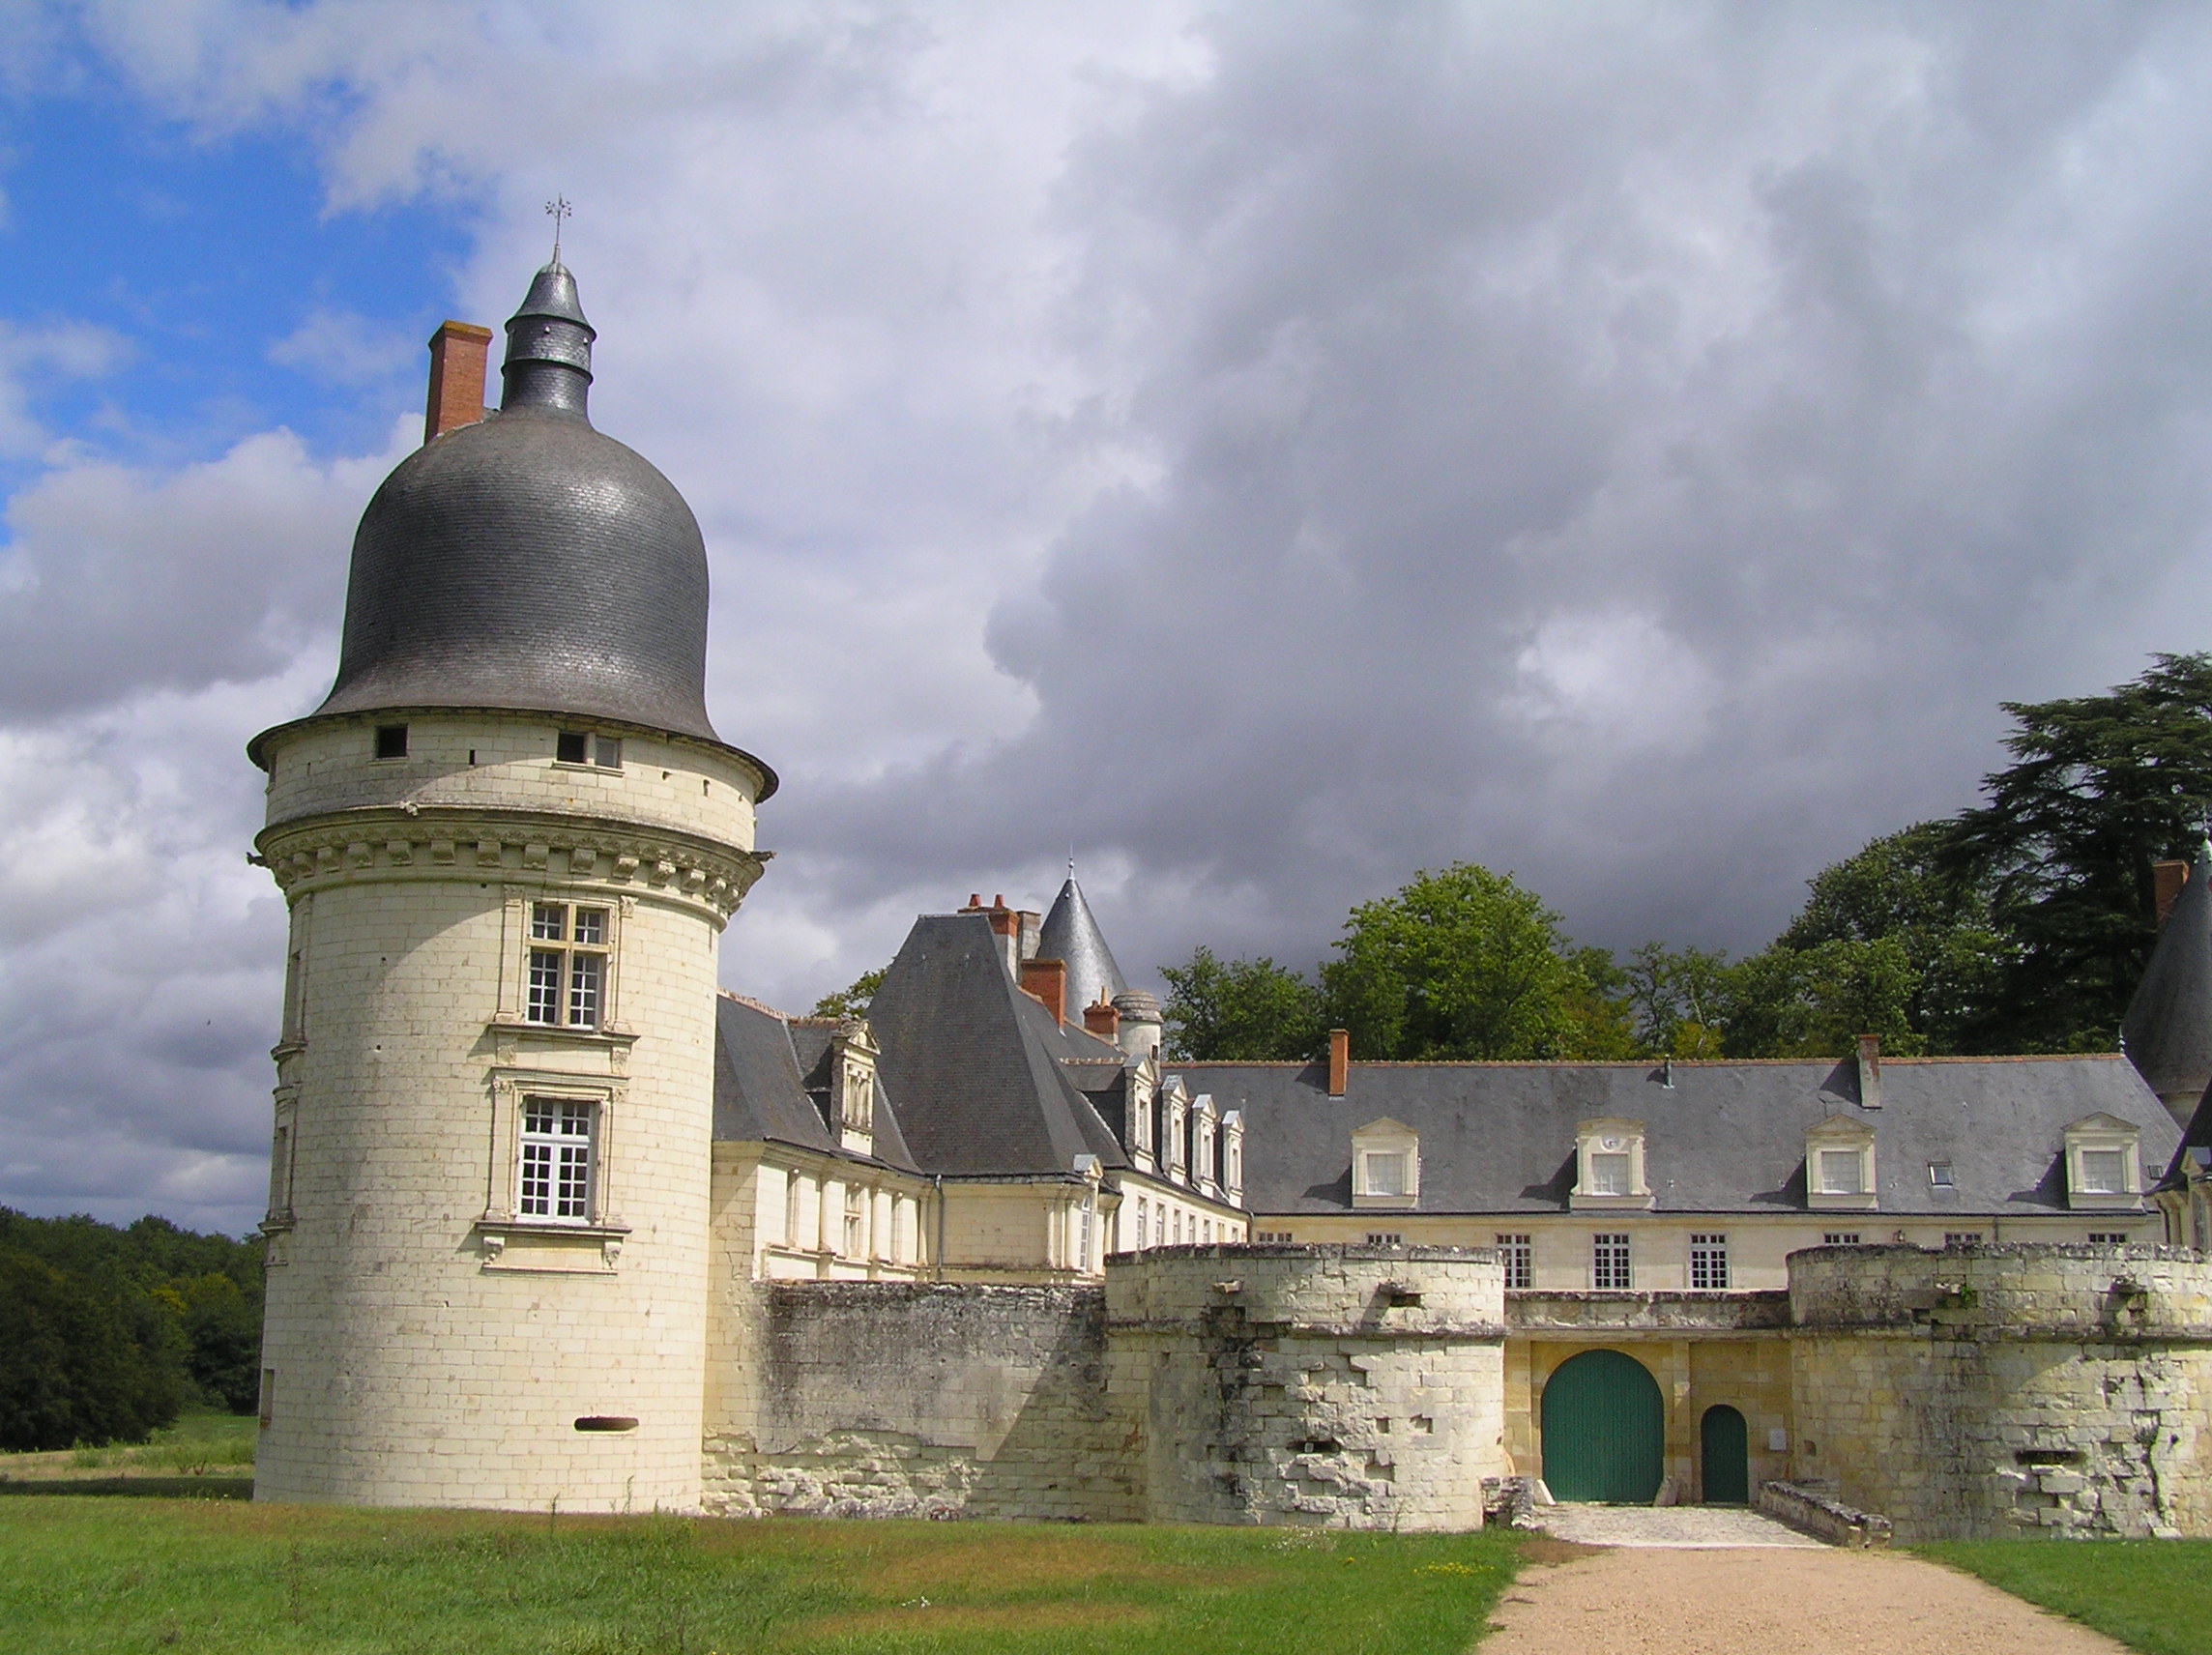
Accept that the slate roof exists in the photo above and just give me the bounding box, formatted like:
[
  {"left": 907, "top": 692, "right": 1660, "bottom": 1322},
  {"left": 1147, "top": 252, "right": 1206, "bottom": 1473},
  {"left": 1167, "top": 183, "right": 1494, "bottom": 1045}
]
[
  {"left": 1037, "top": 878, "right": 1126, "bottom": 1017},
  {"left": 865, "top": 912, "right": 1131, "bottom": 1176},
  {"left": 1177, "top": 1054, "right": 2178, "bottom": 1217},
  {"left": 256, "top": 259, "right": 776, "bottom": 794},
  {"left": 2123, "top": 850, "right": 2212, "bottom": 1109},
  {"left": 713, "top": 995, "right": 917, "bottom": 1173}
]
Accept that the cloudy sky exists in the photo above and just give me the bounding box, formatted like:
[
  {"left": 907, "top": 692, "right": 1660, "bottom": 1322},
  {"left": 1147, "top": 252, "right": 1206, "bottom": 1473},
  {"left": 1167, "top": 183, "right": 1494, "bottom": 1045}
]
[{"left": 6, "top": 2, "right": 2212, "bottom": 1235}]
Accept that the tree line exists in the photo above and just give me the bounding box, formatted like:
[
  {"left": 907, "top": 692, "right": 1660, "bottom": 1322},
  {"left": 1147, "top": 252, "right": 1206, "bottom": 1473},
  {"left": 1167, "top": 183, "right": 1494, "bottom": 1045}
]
[
  {"left": 0, "top": 1208, "right": 264, "bottom": 1452},
  {"left": 1161, "top": 653, "right": 2212, "bottom": 1062}
]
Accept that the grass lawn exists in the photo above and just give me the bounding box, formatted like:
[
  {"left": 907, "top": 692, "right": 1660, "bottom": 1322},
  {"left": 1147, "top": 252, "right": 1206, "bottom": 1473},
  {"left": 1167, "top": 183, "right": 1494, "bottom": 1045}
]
[
  {"left": 1917, "top": 1540, "right": 2212, "bottom": 1655},
  {"left": 0, "top": 1497, "right": 1522, "bottom": 1655}
]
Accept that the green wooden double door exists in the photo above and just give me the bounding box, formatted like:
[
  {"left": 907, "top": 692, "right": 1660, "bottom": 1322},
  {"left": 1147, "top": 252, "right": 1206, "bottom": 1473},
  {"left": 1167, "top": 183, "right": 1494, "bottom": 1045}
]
[{"left": 1539, "top": 1350, "right": 1750, "bottom": 1503}]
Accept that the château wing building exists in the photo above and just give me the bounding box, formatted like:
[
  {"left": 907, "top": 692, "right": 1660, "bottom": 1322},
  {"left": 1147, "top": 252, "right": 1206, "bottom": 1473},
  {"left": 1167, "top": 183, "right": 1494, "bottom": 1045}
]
[{"left": 249, "top": 259, "right": 2212, "bottom": 1539}]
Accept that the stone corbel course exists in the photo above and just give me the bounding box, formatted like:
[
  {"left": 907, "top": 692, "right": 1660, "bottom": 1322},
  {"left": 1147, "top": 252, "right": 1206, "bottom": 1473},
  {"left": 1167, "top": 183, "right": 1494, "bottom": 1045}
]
[{"left": 257, "top": 808, "right": 768, "bottom": 920}]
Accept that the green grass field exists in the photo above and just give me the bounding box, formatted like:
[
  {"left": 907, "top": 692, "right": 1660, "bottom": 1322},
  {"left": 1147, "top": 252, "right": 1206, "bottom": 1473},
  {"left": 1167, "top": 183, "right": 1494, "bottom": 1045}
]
[
  {"left": 1918, "top": 1540, "right": 2212, "bottom": 1655},
  {"left": 0, "top": 1497, "right": 1522, "bottom": 1655}
]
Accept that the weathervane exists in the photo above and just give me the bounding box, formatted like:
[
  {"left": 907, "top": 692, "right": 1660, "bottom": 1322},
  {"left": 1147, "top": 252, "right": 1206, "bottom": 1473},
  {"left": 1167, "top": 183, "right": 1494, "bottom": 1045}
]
[{"left": 545, "top": 195, "right": 571, "bottom": 260}]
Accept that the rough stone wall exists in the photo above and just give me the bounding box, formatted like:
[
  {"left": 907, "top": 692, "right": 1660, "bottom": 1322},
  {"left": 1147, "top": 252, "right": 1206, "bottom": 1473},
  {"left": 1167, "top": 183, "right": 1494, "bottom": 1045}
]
[
  {"left": 702, "top": 1281, "right": 1139, "bottom": 1521},
  {"left": 1789, "top": 1244, "right": 2212, "bottom": 1539},
  {"left": 1108, "top": 1245, "right": 1507, "bottom": 1529}
]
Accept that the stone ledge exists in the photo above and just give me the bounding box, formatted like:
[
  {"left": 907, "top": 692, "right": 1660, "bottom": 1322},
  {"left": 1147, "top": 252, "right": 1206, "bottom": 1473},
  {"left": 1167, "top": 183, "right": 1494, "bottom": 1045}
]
[{"left": 1759, "top": 1479, "right": 1892, "bottom": 1549}]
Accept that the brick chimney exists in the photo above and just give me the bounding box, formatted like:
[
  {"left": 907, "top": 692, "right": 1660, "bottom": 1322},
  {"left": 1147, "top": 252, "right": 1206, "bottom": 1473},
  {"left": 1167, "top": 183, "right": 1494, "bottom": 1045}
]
[
  {"left": 1082, "top": 995, "right": 1121, "bottom": 1041},
  {"left": 424, "top": 320, "right": 494, "bottom": 445},
  {"left": 960, "top": 892, "right": 1023, "bottom": 978},
  {"left": 1020, "top": 957, "right": 1067, "bottom": 1027},
  {"left": 2155, "top": 859, "right": 2190, "bottom": 928},
  {"left": 1327, "top": 1028, "right": 1350, "bottom": 1097},
  {"left": 1855, "top": 1033, "right": 1882, "bottom": 1111}
]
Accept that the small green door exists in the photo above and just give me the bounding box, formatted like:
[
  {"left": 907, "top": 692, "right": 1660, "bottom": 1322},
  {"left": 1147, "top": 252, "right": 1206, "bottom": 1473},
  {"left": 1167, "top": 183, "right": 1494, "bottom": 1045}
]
[
  {"left": 1701, "top": 1404, "right": 1749, "bottom": 1504},
  {"left": 1539, "top": 1349, "right": 1664, "bottom": 1502}
]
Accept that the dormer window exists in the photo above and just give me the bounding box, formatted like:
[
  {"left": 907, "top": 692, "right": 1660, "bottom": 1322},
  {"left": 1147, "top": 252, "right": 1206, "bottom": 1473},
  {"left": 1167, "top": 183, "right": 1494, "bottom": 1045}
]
[
  {"left": 1806, "top": 1115, "right": 1877, "bottom": 1210},
  {"left": 1161, "top": 1078, "right": 1189, "bottom": 1184},
  {"left": 1222, "top": 1110, "right": 1245, "bottom": 1205},
  {"left": 2063, "top": 1115, "right": 2143, "bottom": 1211},
  {"left": 829, "top": 1021, "right": 880, "bottom": 1158},
  {"left": 1352, "top": 1118, "right": 1419, "bottom": 1209},
  {"left": 1194, "top": 1095, "right": 1220, "bottom": 1198},
  {"left": 1570, "top": 1118, "right": 1651, "bottom": 1211}
]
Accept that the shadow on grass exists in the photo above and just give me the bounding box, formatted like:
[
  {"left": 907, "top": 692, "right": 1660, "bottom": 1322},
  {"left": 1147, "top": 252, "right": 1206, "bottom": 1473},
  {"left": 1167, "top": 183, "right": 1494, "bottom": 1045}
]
[{"left": 0, "top": 1477, "right": 252, "bottom": 1499}]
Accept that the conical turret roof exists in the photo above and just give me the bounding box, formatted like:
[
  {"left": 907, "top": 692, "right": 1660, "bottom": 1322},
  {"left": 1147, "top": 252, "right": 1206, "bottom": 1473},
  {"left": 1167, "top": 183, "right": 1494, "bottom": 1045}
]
[
  {"left": 1037, "top": 877, "right": 1126, "bottom": 1019},
  {"left": 2123, "top": 845, "right": 2212, "bottom": 1121}
]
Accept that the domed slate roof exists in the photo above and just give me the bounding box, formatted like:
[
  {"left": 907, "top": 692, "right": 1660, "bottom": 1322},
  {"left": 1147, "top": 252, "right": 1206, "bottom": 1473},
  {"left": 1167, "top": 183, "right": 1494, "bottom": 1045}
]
[{"left": 260, "top": 259, "right": 772, "bottom": 793}]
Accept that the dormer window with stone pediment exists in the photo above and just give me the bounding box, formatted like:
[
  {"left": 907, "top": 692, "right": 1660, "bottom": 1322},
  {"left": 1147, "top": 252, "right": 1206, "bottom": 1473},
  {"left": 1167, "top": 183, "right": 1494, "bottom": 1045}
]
[
  {"left": 829, "top": 1020, "right": 880, "bottom": 1157},
  {"left": 1162, "top": 1077, "right": 1190, "bottom": 1185},
  {"left": 2063, "top": 1113, "right": 2144, "bottom": 1211},
  {"left": 1194, "top": 1095, "right": 1220, "bottom": 1199},
  {"left": 1353, "top": 1118, "right": 1420, "bottom": 1209},
  {"left": 1223, "top": 1109, "right": 1244, "bottom": 1205},
  {"left": 1570, "top": 1118, "right": 1650, "bottom": 1211},
  {"left": 1806, "top": 1115, "right": 1877, "bottom": 1210},
  {"left": 1125, "top": 1059, "right": 1158, "bottom": 1175}
]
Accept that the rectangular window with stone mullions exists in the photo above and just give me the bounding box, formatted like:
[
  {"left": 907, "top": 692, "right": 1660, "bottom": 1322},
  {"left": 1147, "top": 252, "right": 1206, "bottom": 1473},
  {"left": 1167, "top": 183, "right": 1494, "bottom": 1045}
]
[
  {"left": 519, "top": 1097, "right": 596, "bottom": 1222},
  {"left": 1690, "top": 1232, "right": 1730, "bottom": 1290},
  {"left": 1591, "top": 1232, "right": 1631, "bottom": 1290},
  {"left": 527, "top": 902, "right": 609, "bottom": 1028}
]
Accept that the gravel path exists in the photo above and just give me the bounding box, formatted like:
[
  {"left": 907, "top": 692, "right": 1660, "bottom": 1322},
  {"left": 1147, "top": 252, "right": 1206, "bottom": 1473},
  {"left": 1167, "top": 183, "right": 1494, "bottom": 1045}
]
[
  {"left": 1483, "top": 1541, "right": 2131, "bottom": 1654},
  {"left": 1537, "top": 1504, "right": 1821, "bottom": 1549}
]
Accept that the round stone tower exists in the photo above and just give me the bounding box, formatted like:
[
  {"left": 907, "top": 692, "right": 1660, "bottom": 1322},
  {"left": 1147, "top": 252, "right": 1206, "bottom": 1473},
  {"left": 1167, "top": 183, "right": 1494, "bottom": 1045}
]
[{"left": 247, "top": 260, "right": 774, "bottom": 1511}]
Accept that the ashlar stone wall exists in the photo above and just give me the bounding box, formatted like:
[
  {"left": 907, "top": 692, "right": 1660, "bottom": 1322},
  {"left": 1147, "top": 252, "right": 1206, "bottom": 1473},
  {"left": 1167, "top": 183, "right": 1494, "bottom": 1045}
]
[{"left": 1789, "top": 1244, "right": 2212, "bottom": 1540}]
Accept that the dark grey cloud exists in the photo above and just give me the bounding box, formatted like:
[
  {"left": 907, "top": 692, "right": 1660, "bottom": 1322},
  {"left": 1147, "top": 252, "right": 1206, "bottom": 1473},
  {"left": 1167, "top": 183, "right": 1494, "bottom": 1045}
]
[
  {"left": 12, "top": 2, "right": 2212, "bottom": 1233},
  {"left": 770, "top": 2, "right": 2212, "bottom": 983}
]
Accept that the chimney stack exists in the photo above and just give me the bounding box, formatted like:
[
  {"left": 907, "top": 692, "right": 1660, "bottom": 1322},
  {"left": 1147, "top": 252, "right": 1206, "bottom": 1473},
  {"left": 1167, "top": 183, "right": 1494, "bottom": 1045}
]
[
  {"left": 1083, "top": 994, "right": 1121, "bottom": 1041},
  {"left": 1855, "top": 1033, "right": 1882, "bottom": 1110},
  {"left": 1327, "top": 1028, "right": 1350, "bottom": 1097},
  {"left": 960, "top": 891, "right": 1023, "bottom": 978},
  {"left": 2155, "top": 859, "right": 2190, "bottom": 929},
  {"left": 423, "top": 321, "right": 494, "bottom": 444},
  {"left": 1020, "top": 957, "right": 1067, "bottom": 1027}
]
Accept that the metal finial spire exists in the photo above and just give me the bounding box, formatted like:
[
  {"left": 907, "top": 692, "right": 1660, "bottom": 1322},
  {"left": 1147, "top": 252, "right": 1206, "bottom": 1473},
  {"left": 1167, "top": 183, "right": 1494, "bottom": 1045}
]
[{"left": 545, "top": 196, "right": 571, "bottom": 261}]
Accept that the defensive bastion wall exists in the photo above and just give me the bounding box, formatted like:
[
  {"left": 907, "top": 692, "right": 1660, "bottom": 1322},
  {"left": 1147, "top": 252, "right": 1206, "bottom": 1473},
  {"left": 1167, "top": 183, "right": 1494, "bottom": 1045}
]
[
  {"left": 1789, "top": 1243, "right": 2212, "bottom": 1540},
  {"left": 702, "top": 1245, "right": 1508, "bottom": 1528}
]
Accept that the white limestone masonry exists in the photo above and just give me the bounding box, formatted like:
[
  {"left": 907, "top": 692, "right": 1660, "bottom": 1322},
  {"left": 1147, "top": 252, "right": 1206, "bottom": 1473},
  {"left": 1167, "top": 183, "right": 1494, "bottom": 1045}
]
[{"left": 252, "top": 711, "right": 764, "bottom": 1511}]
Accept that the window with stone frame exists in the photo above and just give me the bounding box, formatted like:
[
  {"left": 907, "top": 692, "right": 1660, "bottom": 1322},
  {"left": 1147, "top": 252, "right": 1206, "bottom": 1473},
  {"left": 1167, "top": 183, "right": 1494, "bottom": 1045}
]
[
  {"left": 519, "top": 1097, "right": 597, "bottom": 1223},
  {"left": 1822, "top": 1232, "right": 1862, "bottom": 1245},
  {"left": 527, "top": 901, "right": 611, "bottom": 1029},
  {"left": 842, "top": 1185, "right": 864, "bottom": 1257},
  {"left": 1689, "top": 1232, "right": 1730, "bottom": 1290},
  {"left": 1591, "top": 1232, "right": 1631, "bottom": 1290},
  {"left": 1134, "top": 1196, "right": 1149, "bottom": 1249},
  {"left": 1496, "top": 1233, "right": 1532, "bottom": 1290},
  {"left": 1570, "top": 1118, "right": 1650, "bottom": 1210},
  {"left": 2062, "top": 1114, "right": 2144, "bottom": 1210}
]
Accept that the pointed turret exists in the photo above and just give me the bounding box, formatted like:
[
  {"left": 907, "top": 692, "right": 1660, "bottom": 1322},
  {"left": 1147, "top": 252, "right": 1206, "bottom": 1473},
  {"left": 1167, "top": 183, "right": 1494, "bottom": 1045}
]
[
  {"left": 2123, "top": 844, "right": 2212, "bottom": 1128},
  {"left": 1037, "top": 877, "right": 1127, "bottom": 1023}
]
